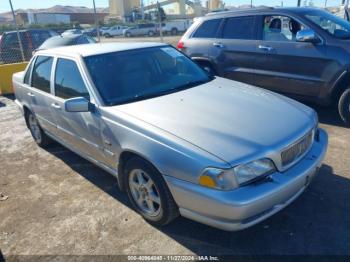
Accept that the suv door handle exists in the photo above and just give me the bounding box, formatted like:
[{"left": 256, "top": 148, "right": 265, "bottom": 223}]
[
  {"left": 51, "top": 103, "right": 61, "bottom": 109},
  {"left": 27, "top": 92, "right": 35, "bottom": 97},
  {"left": 213, "top": 42, "right": 225, "bottom": 48},
  {"left": 258, "top": 45, "right": 274, "bottom": 52}
]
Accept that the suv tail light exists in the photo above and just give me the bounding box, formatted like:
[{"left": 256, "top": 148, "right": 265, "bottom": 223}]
[{"left": 177, "top": 41, "right": 184, "bottom": 50}]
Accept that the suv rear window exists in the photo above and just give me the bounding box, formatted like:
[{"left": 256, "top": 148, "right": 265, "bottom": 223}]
[
  {"left": 222, "top": 16, "right": 256, "bottom": 40},
  {"left": 192, "top": 19, "right": 222, "bottom": 38}
]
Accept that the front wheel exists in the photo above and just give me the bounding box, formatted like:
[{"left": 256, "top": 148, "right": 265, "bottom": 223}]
[
  {"left": 26, "top": 111, "right": 52, "bottom": 147},
  {"left": 148, "top": 31, "right": 155, "bottom": 37},
  {"left": 338, "top": 88, "right": 350, "bottom": 125},
  {"left": 124, "top": 157, "right": 179, "bottom": 226}
]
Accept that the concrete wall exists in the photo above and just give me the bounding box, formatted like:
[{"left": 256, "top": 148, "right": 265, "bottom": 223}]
[{"left": 0, "top": 62, "right": 28, "bottom": 95}]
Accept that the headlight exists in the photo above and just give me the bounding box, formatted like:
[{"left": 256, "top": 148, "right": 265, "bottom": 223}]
[
  {"left": 199, "top": 159, "right": 276, "bottom": 190},
  {"left": 233, "top": 159, "right": 276, "bottom": 185}
]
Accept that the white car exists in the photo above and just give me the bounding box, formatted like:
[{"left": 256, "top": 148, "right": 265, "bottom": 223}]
[{"left": 103, "top": 25, "right": 128, "bottom": 38}]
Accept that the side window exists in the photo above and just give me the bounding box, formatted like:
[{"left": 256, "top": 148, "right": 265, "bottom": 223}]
[
  {"left": 222, "top": 16, "right": 256, "bottom": 40},
  {"left": 54, "top": 58, "right": 90, "bottom": 100},
  {"left": 31, "top": 56, "right": 53, "bottom": 93},
  {"left": 24, "top": 59, "right": 35, "bottom": 85},
  {"left": 263, "top": 15, "right": 306, "bottom": 42},
  {"left": 192, "top": 19, "right": 222, "bottom": 38}
]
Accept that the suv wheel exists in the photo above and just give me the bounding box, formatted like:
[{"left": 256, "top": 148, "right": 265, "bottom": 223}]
[
  {"left": 148, "top": 31, "right": 155, "bottom": 37},
  {"left": 124, "top": 157, "right": 179, "bottom": 226},
  {"left": 338, "top": 88, "right": 350, "bottom": 125},
  {"left": 104, "top": 33, "right": 111, "bottom": 38},
  {"left": 125, "top": 32, "right": 131, "bottom": 37},
  {"left": 26, "top": 111, "right": 51, "bottom": 147}
]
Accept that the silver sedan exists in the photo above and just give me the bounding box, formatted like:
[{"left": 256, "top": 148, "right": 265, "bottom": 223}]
[{"left": 13, "top": 43, "right": 328, "bottom": 231}]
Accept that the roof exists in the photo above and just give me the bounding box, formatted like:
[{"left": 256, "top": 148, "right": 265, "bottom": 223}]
[
  {"left": 36, "top": 42, "right": 168, "bottom": 57},
  {"left": 205, "top": 7, "right": 323, "bottom": 18}
]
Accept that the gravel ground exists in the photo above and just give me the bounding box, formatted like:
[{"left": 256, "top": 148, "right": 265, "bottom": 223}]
[{"left": 0, "top": 89, "right": 350, "bottom": 257}]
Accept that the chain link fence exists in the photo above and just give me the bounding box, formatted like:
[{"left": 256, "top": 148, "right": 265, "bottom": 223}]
[{"left": 0, "top": 0, "right": 349, "bottom": 65}]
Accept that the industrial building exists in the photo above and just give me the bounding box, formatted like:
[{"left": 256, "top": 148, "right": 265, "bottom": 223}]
[{"left": 108, "top": 0, "right": 224, "bottom": 20}]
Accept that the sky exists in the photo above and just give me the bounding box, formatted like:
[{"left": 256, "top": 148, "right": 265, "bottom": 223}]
[{"left": 0, "top": 0, "right": 343, "bottom": 13}]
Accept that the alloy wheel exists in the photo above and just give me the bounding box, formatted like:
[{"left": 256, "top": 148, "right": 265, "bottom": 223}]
[{"left": 128, "top": 169, "right": 161, "bottom": 217}]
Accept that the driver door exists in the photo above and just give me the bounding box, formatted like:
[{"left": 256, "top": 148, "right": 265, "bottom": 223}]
[
  {"left": 50, "top": 57, "right": 107, "bottom": 165},
  {"left": 254, "top": 14, "right": 334, "bottom": 97}
]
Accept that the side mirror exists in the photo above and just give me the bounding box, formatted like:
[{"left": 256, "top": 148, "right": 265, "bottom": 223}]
[
  {"left": 296, "top": 29, "right": 319, "bottom": 43},
  {"left": 65, "top": 97, "right": 92, "bottom": 113}
]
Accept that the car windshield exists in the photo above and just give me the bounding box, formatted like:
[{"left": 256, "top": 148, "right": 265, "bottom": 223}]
[
  {"left": 302, "top": 9, "right": 350, "bottom": 39},
  {"left": 84, "top": 46, "right": 211, "bottom": 106}
]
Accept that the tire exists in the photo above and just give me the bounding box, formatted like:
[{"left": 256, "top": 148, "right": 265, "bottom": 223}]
[
  {"left": 104, "top": 33, "right": 111, "bottom": 38},
  {"left": 338, "top": 88, "right": 350, "bottom": 125},
  {"left": 148, "top": 31, "right": 155, "bottom": 37},
  {"left": 124, "top": 157, "right": 179, "bottom": 226},
  {"left": 171, "top": 28, "right": 178, "bottom": 35},
  {"left": 26, "top": 111, "right": 52, "bottom": 147},
  {"left": 125, "top": 32, "right": 131, "bottom": 38}
]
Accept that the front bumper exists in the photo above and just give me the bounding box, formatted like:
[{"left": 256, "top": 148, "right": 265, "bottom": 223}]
[{"left": 164, "top": 128, "right": 328, "bottom": 231}]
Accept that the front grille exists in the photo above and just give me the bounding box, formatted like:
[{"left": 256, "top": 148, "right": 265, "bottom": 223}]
[{"left": 281, "top": 130, "right": 314, "bottom": 167}]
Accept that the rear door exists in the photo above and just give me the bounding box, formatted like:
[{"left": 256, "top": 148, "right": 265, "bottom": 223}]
[
  {"left": 254, "top": 14, "right": 332, "bottom": 97},
  {"left": 50, "top": 57, "right": 107, "bottom": 164},
  {"left": 184, "top": 18, "right": 224, "bottom": 65},
  {"left": 209, "top": 15, "right": 259, "bottom": 85},
  {"left": 27, "top": 55, "right": 58, "bottom": 136}
]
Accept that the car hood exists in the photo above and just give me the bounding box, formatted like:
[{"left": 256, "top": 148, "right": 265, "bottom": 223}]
[{"left": 113, "top": 77, "right": 316, "bottom": 165}]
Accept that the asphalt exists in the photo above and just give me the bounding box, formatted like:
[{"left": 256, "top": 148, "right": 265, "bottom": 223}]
[{"left": 0, "top": 94, "right": 349, "bottom": 257}]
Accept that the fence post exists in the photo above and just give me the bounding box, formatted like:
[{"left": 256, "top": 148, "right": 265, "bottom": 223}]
[{"left": 9, "top": 0, "right": 25, "bottom": 62}]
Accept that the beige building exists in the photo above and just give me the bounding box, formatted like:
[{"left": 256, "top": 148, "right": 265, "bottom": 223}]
[
  {"left": 207, "top": 0, "right": 224, "bottom": 10},
  {"left": 109, "top": 0, "right": 140, "bottom": 18}
]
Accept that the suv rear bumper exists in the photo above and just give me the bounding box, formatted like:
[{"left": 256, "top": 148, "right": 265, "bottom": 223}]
[{"left": 164, "top": 128, "right": 328, "bottom": 231}]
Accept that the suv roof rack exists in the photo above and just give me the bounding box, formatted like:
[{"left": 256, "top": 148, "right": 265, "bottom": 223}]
[{"left": 206, "top": 6, "right": 274, "bottom": 16}]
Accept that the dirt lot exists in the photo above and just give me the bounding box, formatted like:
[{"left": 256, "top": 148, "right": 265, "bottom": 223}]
[{"left": 0, "top": 38, "right": 350, "bottom": 257}]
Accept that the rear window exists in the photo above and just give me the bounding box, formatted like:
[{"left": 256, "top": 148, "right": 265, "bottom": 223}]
[
  {"left": 192, "top": 19, "right": 222, "bottom": 38},
  {"left": 222, "top": 16, "right": 256, "bottom": 40},
  {"left": 29, "top": 31, "right": 53, "bottom": 47},
  {"left": 2, "top": 33, "right": 17, "bottom": 46}
]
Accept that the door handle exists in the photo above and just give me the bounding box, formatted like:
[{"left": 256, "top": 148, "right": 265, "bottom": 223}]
[
  {"left": 27, "top": 92, "right": 35, "bottom": 97},
  {"left": 213, "top": 42, "right": 225, "bottom": 48},
  {"left": 51, "top": 103, "right": 61, "bottom": 109},
  {"left": 258, "top": 45, "right": 274, "bottom": 52}
]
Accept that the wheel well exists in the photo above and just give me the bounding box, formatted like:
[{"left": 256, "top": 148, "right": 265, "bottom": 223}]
[
  {"left": 117, "top": 151, "right": 157, "bottom": 191},
  {"left": 331, "top": 72, "right": 350, "bottom": 104},
  {"left": 194, "top": 59, "right": 217, "bottom": 74},
  {"left": 23, "top": 105, "right": 30, "bottom": 128}
]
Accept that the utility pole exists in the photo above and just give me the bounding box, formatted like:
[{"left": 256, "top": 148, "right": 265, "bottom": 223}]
[
  {"left": 297, "top": 0, "right": 301, "bottom": 6},
  {"left": 157, "top": 1, "right": 163, "bottom": 43},
  {"left": 9, "top": 0, "right": 25, "bottom": 62},
  {"left": 92, "top": 0, "right": 101, "bottom": 42},
  {"left": 251, "top": 0, "right": 253, "bottom": 8},
  {"left": 141, "top": 0, "right": 145, "bottom": 20}
]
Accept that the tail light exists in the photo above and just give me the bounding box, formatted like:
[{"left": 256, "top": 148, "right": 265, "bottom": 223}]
[{"left": 177, "top": 41, "right": 184, "bottom": 50}]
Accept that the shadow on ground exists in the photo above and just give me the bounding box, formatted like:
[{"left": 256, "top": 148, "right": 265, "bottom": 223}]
[{"left": 43, "top": 142, "right": 350, "bottom": 255}]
